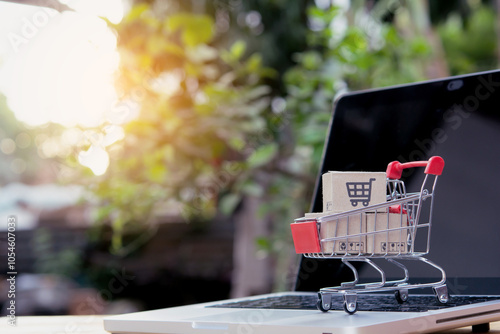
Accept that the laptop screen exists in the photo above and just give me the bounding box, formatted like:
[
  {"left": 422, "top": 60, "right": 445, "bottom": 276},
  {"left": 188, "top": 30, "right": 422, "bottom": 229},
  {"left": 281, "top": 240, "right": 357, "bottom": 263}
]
[{"left": 296, "top": 69, "right": 500, "bottom": 295}]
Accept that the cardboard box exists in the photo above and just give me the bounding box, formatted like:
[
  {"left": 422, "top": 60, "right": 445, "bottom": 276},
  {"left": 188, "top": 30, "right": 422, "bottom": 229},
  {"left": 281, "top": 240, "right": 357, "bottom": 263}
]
[
  {"left": 322, "top": 172, "right": 386, "bottom": 212},
  {"left": 305, "top": 212, "right": 366, "bottom": 254},
  {"left": 366, "top": 212, "right": 408, "bottom": 254}
]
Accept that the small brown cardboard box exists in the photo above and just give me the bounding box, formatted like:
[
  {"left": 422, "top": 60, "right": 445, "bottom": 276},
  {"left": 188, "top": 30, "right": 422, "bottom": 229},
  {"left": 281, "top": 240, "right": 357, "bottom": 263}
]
[
  {"left": 366, "top": 212, "right": 408, "bottom": 254},
  {"left": 304, "top": 212, "right": 366, "bottom": 254},
  {"left": 322, "top": 172, "right": 386, "bottom": 213}
]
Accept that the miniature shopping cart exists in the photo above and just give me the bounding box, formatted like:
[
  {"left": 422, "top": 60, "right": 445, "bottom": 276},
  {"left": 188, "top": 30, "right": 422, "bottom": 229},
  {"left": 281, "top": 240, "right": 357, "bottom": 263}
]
[{"left": 291, "top": 156, "right": 448, "bottom": 314}]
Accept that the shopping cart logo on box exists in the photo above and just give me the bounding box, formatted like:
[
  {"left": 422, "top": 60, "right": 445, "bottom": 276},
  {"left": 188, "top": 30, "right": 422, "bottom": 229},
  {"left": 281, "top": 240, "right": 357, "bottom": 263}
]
[{"left": 345, "top": 177, "right": 376, "bottom": 207}]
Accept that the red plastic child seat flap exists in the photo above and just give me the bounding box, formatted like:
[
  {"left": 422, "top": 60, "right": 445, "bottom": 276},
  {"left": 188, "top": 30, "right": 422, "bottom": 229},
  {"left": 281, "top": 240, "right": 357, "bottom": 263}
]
[
  {"left": 389, "top": 205, "right": 407, "bottom": 214},
  {"left": 290, "top": 221, "right": 321, "bottom": 254}
]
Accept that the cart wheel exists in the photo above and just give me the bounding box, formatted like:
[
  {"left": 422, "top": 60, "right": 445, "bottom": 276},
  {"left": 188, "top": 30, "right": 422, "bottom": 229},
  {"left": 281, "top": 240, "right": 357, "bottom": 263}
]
[
  {"left": 395, "top": 289, "right": 408, "bottom": 304},
  {"left": 343, "top": 301, "right": 357, "bottom": 315},
  {"left": 436, "top": 293, "right": 449, "bottom": 304},
  {"left": 316, "top": 299, "right": 329, "bottom": 312},
  {"left": 433, "top": 285, "right": 449, "bottom": 304},
  {"left": 317, "top": 293, "right": 331, "bottom": 313}
]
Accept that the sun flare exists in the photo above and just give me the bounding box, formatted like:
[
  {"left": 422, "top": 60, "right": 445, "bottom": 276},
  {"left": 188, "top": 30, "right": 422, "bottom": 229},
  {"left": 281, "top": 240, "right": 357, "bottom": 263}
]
[
  {"left": 0, "top": 1, "right": 125, "bottom": 175},
  {"left": 3, "top": 12, "right": 120, "bottom": 127}
]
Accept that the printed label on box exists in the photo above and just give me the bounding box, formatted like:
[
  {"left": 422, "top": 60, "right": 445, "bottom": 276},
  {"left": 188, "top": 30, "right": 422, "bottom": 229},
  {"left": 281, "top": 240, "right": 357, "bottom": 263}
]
[
  {"left": 381, "top": 242, "right": 406, "bottom": 253},
  {"left": 322, "top": 172, "right": 386, "bottom": 212},
  {"left": 340, "top": 241, "right": 364, "bottom": 252},
  {"left": 304, "top": 212, "right": 366, "bottom": 254},
  {"left": 366, "top": 212, "right": 408, "bottom": 254}
]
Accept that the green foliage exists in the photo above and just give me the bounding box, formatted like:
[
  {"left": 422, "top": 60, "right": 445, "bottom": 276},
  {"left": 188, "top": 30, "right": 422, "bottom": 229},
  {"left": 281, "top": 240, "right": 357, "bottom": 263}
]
[
  {"left": 33, "top": 228, "right": 83, "bottom": 278},
  {"left": 284, "top": 2, "right": 433, "bottom": 175},
  {"left": 246, "top": 143, "right": 278, "bottom": 168},
  {"left": 75, "top": 5, "right": 275, "bottom": 252},
  {"left": 438, "top": 6, "right": 497, "bottom": 75},
  {"left": 166, "top": 13, "right": 214, "bottom": 46}
]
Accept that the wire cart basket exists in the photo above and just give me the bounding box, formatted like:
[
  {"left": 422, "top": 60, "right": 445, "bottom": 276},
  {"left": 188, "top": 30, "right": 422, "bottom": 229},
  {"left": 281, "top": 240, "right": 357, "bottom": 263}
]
[{"left": 291, "top": 156, "right": 448, "bottom": 314}]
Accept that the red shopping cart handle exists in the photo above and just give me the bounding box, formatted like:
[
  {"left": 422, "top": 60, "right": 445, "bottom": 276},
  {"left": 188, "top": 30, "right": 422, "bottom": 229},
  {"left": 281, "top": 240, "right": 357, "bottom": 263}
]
[{"left": 386, "top": 156, "right": 444, "bottom": 179}]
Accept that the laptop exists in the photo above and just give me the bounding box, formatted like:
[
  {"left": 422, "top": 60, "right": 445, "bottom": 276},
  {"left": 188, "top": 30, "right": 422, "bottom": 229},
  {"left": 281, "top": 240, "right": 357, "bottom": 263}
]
[{"left": 104, "top": 69, "right": 500, "bottom": 333}]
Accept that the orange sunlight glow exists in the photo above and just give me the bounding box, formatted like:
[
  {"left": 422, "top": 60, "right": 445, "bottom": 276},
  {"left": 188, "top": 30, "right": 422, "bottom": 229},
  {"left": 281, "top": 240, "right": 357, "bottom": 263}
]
[
  {"left": 0, "top": 1, "right": 125, "bottom": 175},
  {"left": 4, "top": 12, "right": 119, "bottom": 127}
]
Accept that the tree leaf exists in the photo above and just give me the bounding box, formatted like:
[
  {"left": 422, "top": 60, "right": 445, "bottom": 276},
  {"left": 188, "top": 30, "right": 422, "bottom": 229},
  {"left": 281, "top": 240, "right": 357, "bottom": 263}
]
[
  {"left": 247, "top": 143, "right": 278, "bottom": 168},
  {"left": 220, "top": 193, "right": 241, "bottom": 215},
  {"left": 241, "top": 181, "right": 264, "bottom": 197},
  {"left": 230, "top": 40, "right": 246, "bottom": 61},
  {"left": 167, "top": 13, "right": 214, "bottom": 47},
  {"left": 124, "top": 3, "right": 150, "bottom": 23},
  {"left": 148, "top": 164, "right": 167, "bottom": 183}
]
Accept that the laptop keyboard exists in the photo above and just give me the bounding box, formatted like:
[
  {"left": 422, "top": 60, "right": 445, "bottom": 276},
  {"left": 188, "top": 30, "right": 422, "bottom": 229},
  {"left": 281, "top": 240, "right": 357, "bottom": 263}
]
[{"left": 209, "top": 294, "right": 500, "bottom": 312}]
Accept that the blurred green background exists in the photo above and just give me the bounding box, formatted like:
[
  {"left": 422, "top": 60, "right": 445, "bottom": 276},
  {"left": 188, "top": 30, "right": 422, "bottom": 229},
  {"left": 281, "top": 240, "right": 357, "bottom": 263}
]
[{"left": 0, "top": 0, "right": 499, "bottom": 315}]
